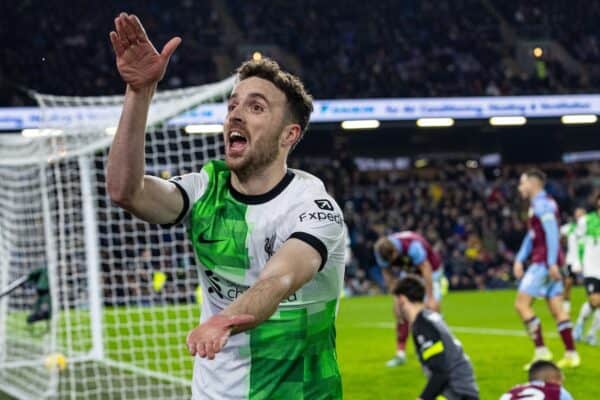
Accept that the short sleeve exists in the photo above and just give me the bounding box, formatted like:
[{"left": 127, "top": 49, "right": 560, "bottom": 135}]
[
  {"left": 408, "top": 241, "right": 427, "bottom": 265},
  {"left": 533, "top": 198, "right": 556, "bottom": 221},
  {"left": 162, "top": 168, "right": 209, "bottom": 227},
  {"left": 413, "top": 318, "right": 444, "bottom": 365},
  {"left": 287, "top": 196, "right": 345, "bottom": 271}
]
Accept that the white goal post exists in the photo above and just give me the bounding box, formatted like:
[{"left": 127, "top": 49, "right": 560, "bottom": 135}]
[{"left": 0, "top": 76, "right": 234, "bottom": 400}]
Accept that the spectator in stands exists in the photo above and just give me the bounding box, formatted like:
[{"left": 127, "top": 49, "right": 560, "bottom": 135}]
[{"left": 3, "top": 0, "right": 599, "bottom": 105}]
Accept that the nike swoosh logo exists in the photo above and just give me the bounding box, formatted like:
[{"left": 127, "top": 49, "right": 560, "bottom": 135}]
[{"left": 197, "top": 233, "right": 224, "bottom": 244}]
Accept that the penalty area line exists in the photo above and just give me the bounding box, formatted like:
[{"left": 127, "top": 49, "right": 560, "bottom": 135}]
[{"left": 355, "top": 322, "right": 559, "bottom": 338}]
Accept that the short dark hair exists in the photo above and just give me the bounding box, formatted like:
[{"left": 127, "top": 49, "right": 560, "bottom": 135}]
[
  {"left": 392, "top": 274, "right": 425, "bottom": 302},
  {"left": 528, "top": 360, "right": 560, "bottom": 381},
  {"left": 236, "top": 58, "right": 314, "bottom": 143},
  {"left": 524, "top": 168, "right": 546, "bottom": 184}
]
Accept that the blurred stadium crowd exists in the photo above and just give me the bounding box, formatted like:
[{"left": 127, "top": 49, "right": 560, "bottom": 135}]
[{"left": 2, "top": 0, "right": 600, "bottom": 105}]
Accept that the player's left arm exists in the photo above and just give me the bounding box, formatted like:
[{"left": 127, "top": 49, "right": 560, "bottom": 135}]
[
  {"left": 381, "top": 267, "right": 396, "bottom": 294},
  {"left": 186, "top": 239, "right": 321, "bottom": 359},
  {"left": 223, "top": 238, "right": 320, "bottom": 326},
  {"left": 419, "top": 261, "right": 436, "bottom": 310},
  {"left": 186, "top": 195, "right": 344, "bottom": 360},
  {"left": 537, "top": 202, "right": 560, "bottom": 280},
  {"left": 409, "top": 242, "right": 436, "bottom": 308},
  {"left": 414, "top": 320, "right": 449, "bottom": 400},
  {"left": 419, "top": 352, "right": 448, "bottom": 400}
]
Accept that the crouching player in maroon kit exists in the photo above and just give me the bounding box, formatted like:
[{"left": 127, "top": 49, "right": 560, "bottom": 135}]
[
  {"left": 374, "top": 231, "right": 445, "bottom": 367},
  {"left": 500, "top": 360, "right": 573, "bottom": 400},
  {"left": 513, "top": 169, "right": 579, "bottom": 370}
]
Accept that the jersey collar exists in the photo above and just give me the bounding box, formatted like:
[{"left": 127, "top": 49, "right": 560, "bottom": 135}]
[{"left": 229, "top": 170, "right": 295, "bottom": 205}]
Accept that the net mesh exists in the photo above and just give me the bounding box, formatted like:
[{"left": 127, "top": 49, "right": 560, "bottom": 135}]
[{"left": 0, "top": 76, "right": 234, "bottom": 399}]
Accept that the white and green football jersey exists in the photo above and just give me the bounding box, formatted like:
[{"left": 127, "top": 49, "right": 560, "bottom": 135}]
[
  {"left": 561, "top": 222, "right": 582, "bottom": 271},
  {"left": 577, "top": 212, "right": 600, "bottom": 279},
  {"left": 168, "top": 160, "right": 345, "bottom": 400}
]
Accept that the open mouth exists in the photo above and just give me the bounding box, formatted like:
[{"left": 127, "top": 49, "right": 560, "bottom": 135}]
[{"left": 227, "top": 130, "right": 249, "bottom": 155}]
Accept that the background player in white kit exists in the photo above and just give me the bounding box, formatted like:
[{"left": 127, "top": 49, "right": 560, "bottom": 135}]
[
  {"left": 106, "top": 13, "right": 345, "bottom": 399},
  {"left": 559, "top": 206, "right": 586, "bottom": 313},
  {"left": 574, "top": 194, "right": 600, "bottom": 345}
]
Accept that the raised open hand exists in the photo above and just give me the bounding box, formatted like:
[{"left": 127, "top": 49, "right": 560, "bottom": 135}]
[{"left": 109, "top": 13, "right": 181, "bottom": 91}]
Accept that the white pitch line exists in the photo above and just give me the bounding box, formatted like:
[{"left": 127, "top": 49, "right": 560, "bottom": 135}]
[{"left": 355, "top": 322, "right": 559, "bottom": 338}]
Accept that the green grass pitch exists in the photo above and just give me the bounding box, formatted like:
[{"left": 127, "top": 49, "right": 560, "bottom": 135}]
[
  {"left": 337, "top": 288, "right": 599, "bottom": 399},
  {"left": 2, "top": 288, "right": 598, "bottom": 399}
]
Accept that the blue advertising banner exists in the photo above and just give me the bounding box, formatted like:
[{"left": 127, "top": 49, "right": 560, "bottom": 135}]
[{"left": 1, "top": 94, "right": 599, "bottom": 130}]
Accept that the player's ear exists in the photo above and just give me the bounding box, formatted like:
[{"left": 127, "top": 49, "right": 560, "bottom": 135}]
[{"left": 281, "top": 124, "right": 301, "bottom": 148}]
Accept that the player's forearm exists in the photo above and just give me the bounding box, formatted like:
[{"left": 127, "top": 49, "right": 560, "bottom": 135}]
[
  {"left": 420, "top": 263, "right": 434, "bottom": 298},
  {"left": 106, "top": 84, "right": 156, "bottom": 206},
  {"left": 220, "top": 275, "right": 294, "bottom": 332},
  {"left": 516, "top": 232, "right": 532, "bottom": 262},
  {"left": 382, "top": 269, "right": 395, "bottom": 293},
  {"left": 542, "top": 218, "right": 559, "bottom": 265},
  {"left": 420, "top": 371, "right": 449, "bottom": 400}
]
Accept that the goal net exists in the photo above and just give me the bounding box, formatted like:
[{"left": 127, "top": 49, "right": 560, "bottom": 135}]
[{"left": 0, "top": 76, "right": 234, "bottom": 400}]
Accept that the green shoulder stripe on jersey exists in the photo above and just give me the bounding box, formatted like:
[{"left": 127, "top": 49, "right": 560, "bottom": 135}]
[
  {"left": 248, "top": 299, "right": 342, "bottom": 400},
  {"left": 188, "top": 160, "right": 251, "bottom": 276},
  {"left": 422, "top": 340, "right": 444, "bottom": 361}
]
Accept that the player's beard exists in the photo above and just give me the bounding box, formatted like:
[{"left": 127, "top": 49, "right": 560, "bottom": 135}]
[{"left": 226, "top": 128, "right": 282, "bottom": 183}]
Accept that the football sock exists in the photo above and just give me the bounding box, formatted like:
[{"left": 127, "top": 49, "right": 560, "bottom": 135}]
[
  {"left": 396, "top": 321, "right": 410, "bottom": 352},
  {"left": 525, "top": 316, "right": 545, "bottom": 348},
  {"left": 557, "top": 320, "right": 576, "bottom": 351}
]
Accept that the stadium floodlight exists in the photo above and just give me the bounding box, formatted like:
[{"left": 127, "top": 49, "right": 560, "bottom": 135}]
[
  {"left": 489, "top": 116, "right": 527, "bottom": 126},
  {"left": 341, "top": 119, "right": 380, "bottom": 130},
  {"left": 184, "top": 123, "right": 224, "bottom": 134},
  {"left": 0, "top": 76, "right": 235, "bottom": 400},
  {"left": 560, "top": 114, "right": 598, "bottom": 125},
  {"left": 21, "top": 128, "right": 64, "bottom": 138},
  {"left": 416, "top": 118, "right": 454, "bottom": 128}
]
